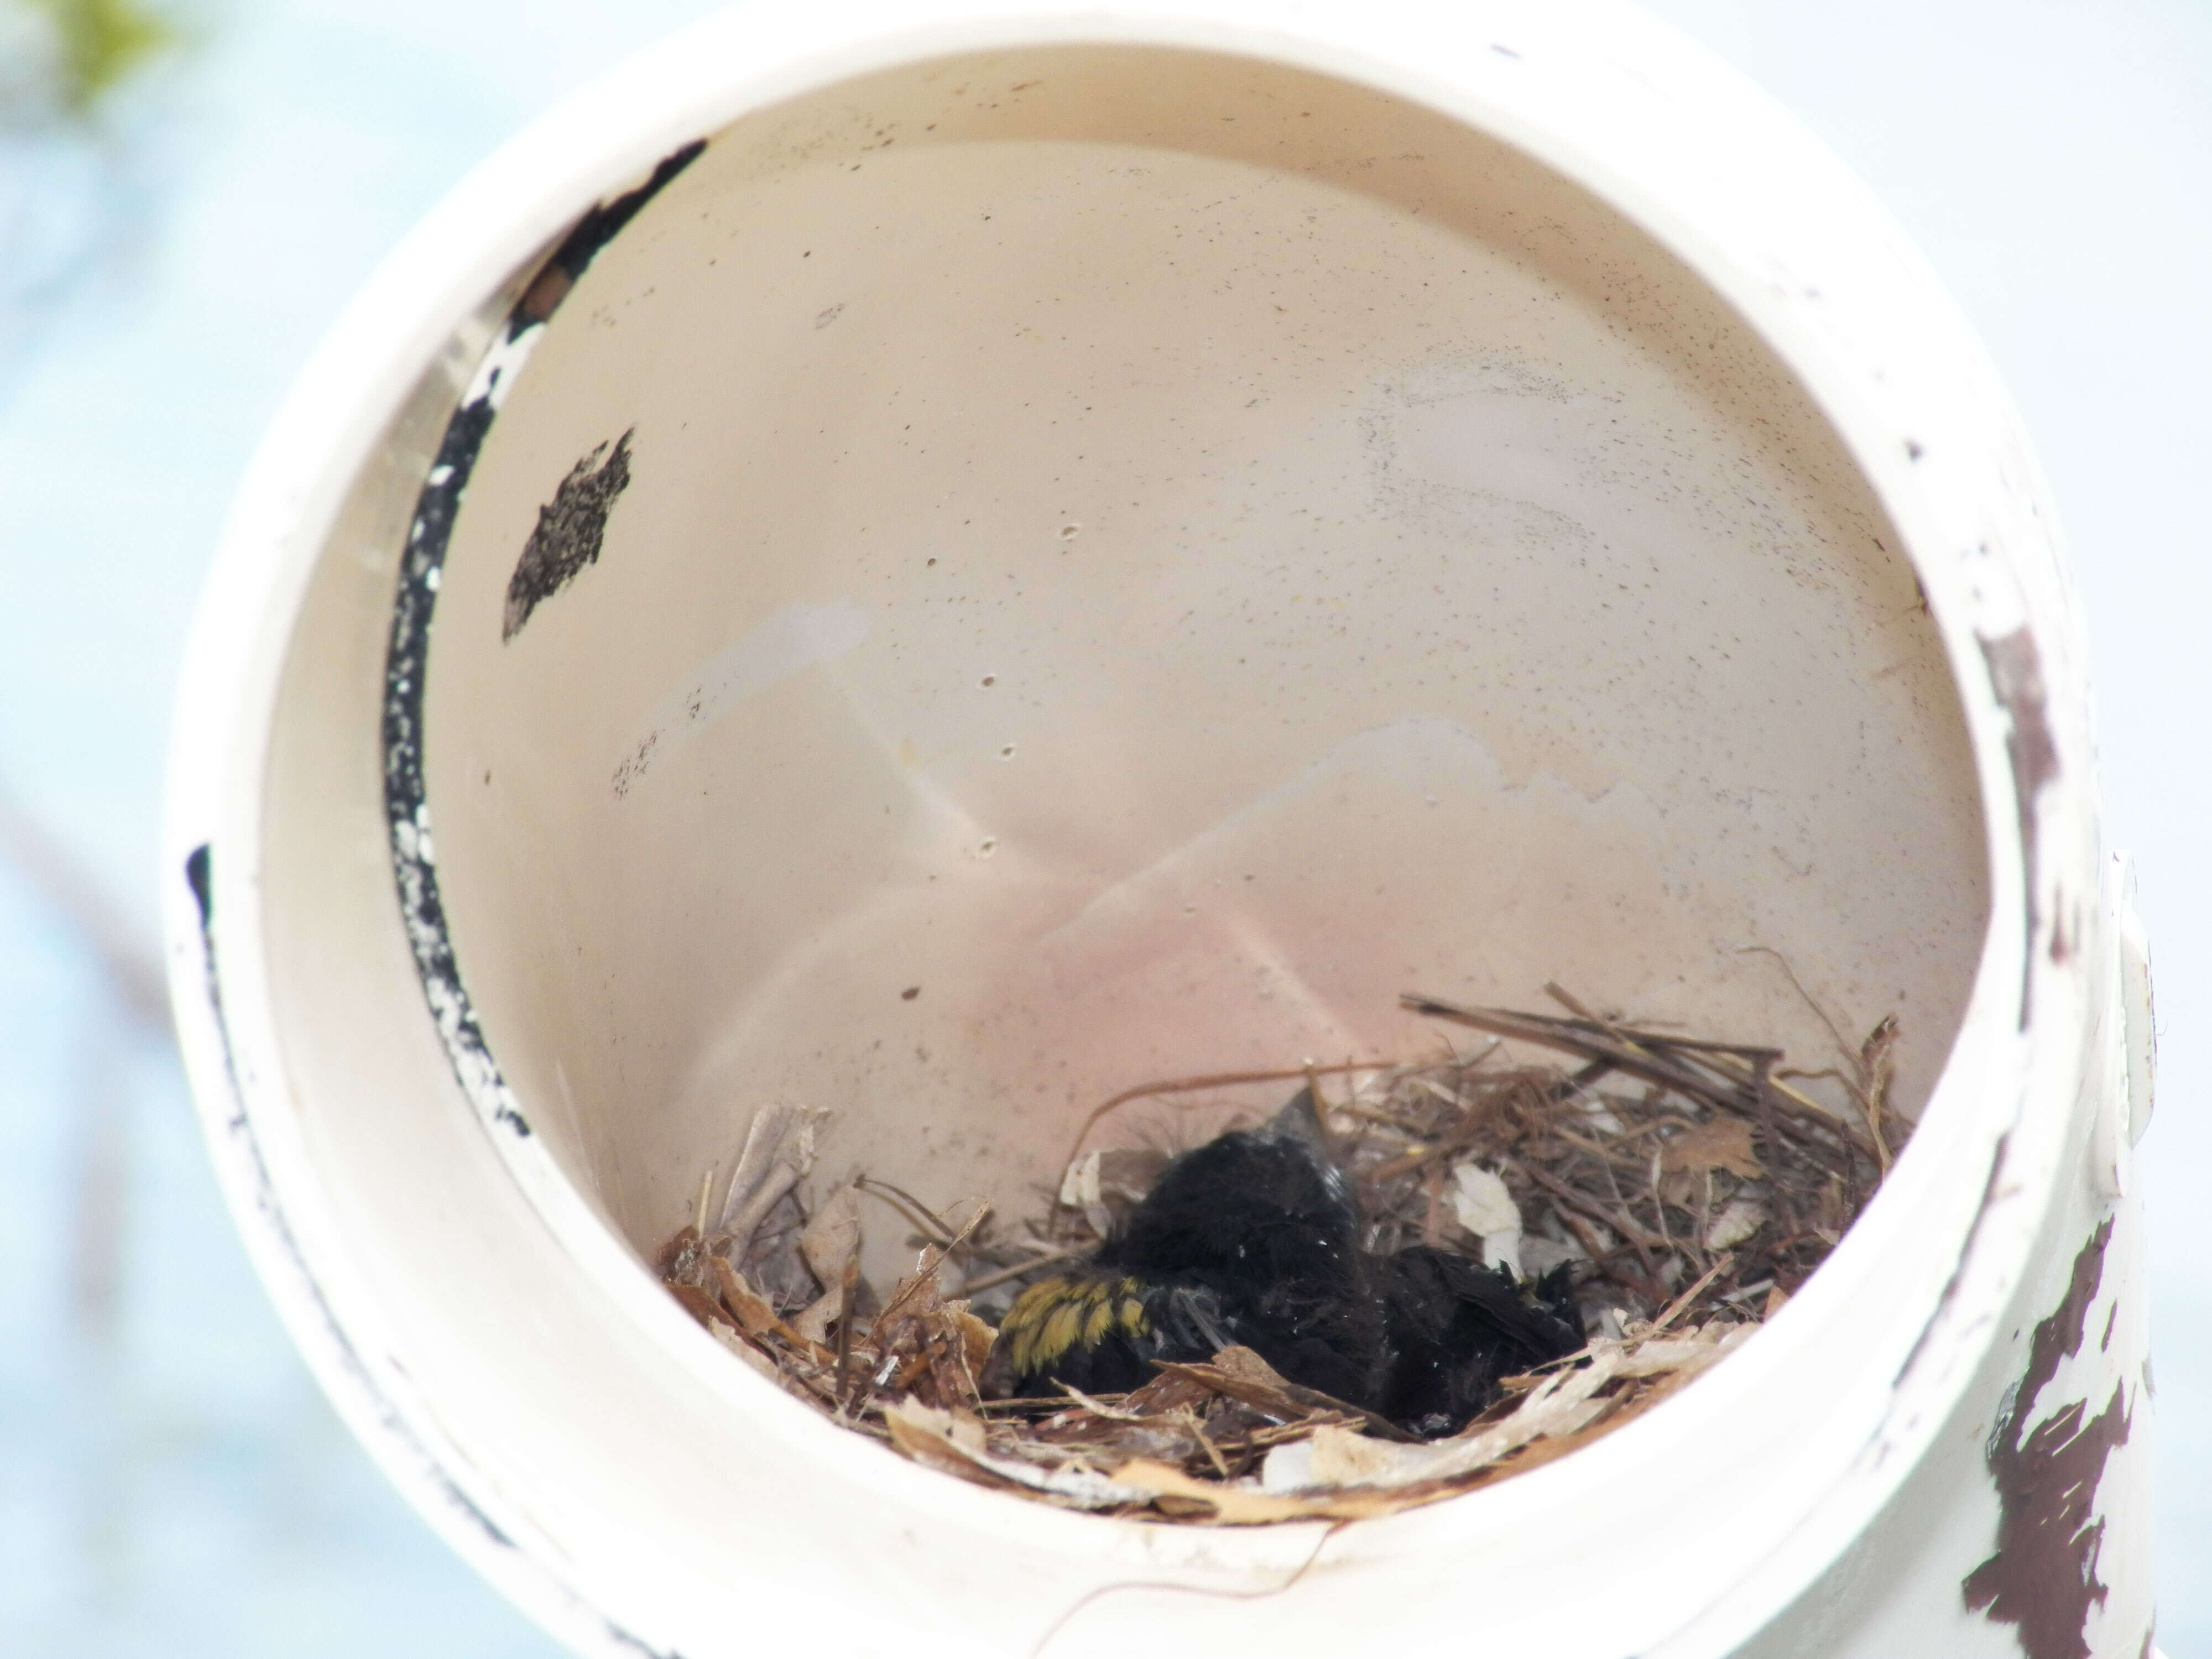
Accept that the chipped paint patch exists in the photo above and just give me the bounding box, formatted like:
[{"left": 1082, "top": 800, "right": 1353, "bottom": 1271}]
[
  {"left": 1962, "top": 1218, "right": 2128, "bottom": 1659},
  {"left": 1977, "top": 627, "right": 2059, "bottom": 1027},
  {"left": 504, "top": 429, "right": 635, "bottom": 641}
]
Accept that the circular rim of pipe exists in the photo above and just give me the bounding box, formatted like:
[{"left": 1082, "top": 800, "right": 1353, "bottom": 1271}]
[{"left": 165, "top": 2, "right": 2096, "bottom": 1653}]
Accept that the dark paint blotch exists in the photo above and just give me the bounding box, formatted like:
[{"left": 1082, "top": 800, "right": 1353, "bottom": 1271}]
[
  {"left": 503, "top": 429, "right": 635, "bottom": 641},
  {"left": 186, "top": 842, "right": 212, "bottom": 927},
  {"left": 1961, "top": 1218, "right": 2129, "bottom": 1659},
  {"left": 1979, "top": 627, "right": 2060, "bottom": 1027}
]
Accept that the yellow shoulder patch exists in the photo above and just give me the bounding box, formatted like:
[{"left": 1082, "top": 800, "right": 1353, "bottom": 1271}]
[{"left": 996, "top": 1274, "right": 1155, "bottom": 1377}]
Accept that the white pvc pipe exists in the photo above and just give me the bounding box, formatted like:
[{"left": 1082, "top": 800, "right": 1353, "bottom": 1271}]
[{"left": 164, "top": 2, "right": 2155, "bottom": 1654}]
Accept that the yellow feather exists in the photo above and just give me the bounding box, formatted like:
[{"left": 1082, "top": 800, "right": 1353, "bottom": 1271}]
[
  {"left": 1016, "top": 1276, "right": 1067, "bottom": 1317},
  {"left": 998, "top": 1275, "right": 1152, "bottom": 1376},
  {"left": 1004, "top": 1278, "right": 1065, "bottom": 1373},
  {"left": 1083, "top": 1295, "right": 1115, "bottom": 1345},
  {"left": 1039, "top": 1299, "right": 1084, "bottom": 1364}
]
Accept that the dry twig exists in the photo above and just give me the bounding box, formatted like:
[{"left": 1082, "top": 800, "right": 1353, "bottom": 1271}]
[{"left": 656, "top": 988, "right": 1905, "bottom": 1526}]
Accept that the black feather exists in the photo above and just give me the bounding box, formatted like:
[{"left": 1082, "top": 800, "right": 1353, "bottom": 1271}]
[
  {"left": 987, "top": 1089, "right": 1585, "bottom": 1434},
  {"left": 1374, "top": 1248, "right": 1584, "bottom": 1437}
]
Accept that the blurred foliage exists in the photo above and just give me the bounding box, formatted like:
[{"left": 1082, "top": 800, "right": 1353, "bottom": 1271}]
[
  {"left": 9, "top": 0, "right": 176, "bottom": 119},
  {"left": 0, "top": 0, "right": 186, "bottom": 395}
]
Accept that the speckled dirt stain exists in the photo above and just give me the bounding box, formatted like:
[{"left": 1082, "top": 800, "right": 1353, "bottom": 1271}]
[{"left": 1962, "top": 1217, "right": 2130, "bottom": 1659}]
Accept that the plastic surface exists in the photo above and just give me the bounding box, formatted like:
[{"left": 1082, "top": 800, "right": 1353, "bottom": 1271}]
[{"left": 164, "top": 2, "right": 2153, "bottom": 1653}]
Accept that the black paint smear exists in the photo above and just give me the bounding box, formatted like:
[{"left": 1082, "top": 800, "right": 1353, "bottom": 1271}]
[
  {"left": 1962, "top": 1217, "right": 2130, "bottom": 1659},
  {"left": 379, "top": 136, "right": 712, "bottom": 1149},
  {"left": 371, "top": 138, "right": 711, "bottom": 1657},
  {"left": 509, "top": 139, "right": 707, "bottom": 337},
  {"left": 380, "top": 378, "right": 532, "bottom": 1139},
  {"left": 183, "top": 846, "right": 693, "bottom": 1658},
  {"left": 1979, "top": 627, "right": 2060, "bottom": 1029},
  {"left": 503, "top": 428, "right": 635, "bottom": 641},
  {"left": 180, "top": 842, "right": 518, "bottom": 1556}
]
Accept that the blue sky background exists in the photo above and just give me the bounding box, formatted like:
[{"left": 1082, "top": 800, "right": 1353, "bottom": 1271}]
[{"left": 0, "top": 0, "right": 2205, "bottom": 1652}]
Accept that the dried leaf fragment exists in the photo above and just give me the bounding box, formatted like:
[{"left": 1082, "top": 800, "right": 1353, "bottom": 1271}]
[
  {"left": 668, "top": 1282, "right": 724, "bottom": 1328},
  {"left": 1449, "top": 1161, "right": 1524, "bottom": 1272},
  {"left": 1058, "top": 1149, "right": 1102, "bottom": 1210},
  {"left": 656, "top": 1224, "right": 705, "bottom": 1282},
  {"left": 884, "top": 1398, "right": 1160, "bottom": 1506},
  {"left": 791, "top": 1184, "right": 863, "bottom": 1343},
  {"left": 1449, "top": 1162, "right": 1520, "bottom": 1235},
  {"left": 1106, "top": 1458, "right": 1334, "bottom": 1524},
  {"left": 1303, "top": 1424, "right": 1408, "bottom": 1486},
  {"left": 949, "top": 1303, "right": 996, "bottom": 1383},
  {"left": 1661, "top": 1116, "right": 1764, "bottom": 1179},
  {"left": 710, "top": 1256, "right": 833, "bottom": 1362},
  {"left": 1704, "top": 1195, "right": 1767, "bottom": 1251},
  {"left": 800, "top": 1183, "right": 862, "bottom": 1284}
]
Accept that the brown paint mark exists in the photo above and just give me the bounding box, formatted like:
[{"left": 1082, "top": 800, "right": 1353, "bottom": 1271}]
[
  {"left": 503, "top": 430, "right": 634, "bottom": 641},
  {"left": 507, "top": 138, "right": 706, "bottom": 337},
  {"left": 1979, "top": 628, "right": 2060, "bottom": 1028},
  {"left": 2101, "top": 1301, "right": 2118, "bottom": 1353},
  {"left": 1962, "top": 1218, "right": 2130, "bottom": 1659},
  {"left": 517, "top": 263, "right": 575, "bottom": 324}
]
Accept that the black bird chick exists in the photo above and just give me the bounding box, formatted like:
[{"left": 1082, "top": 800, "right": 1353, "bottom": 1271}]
[
  {"left": 983, "top": 1092, "right": 1378, "bottom": 1405},
  {"left": 983, "top": 1091, "right": 1584, "bottom": 1436},
  {"left": 1375, "top": 1248, "right": 1583, "bottom": 1438}
]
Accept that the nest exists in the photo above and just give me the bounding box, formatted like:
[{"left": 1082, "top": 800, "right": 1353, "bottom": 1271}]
[{"left": 656, "top": 984, "right": 1906, "bottom": 1524}]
